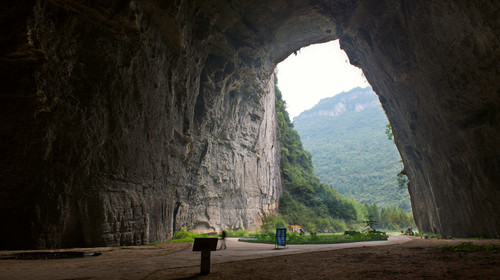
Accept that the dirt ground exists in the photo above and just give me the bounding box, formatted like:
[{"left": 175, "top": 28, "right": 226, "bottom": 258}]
[
  {"left": 152, "top": 238, "right": 500, "bottom": 280},
  {"left": 1, "top": 237, "right": 499, "bottom": 279}
]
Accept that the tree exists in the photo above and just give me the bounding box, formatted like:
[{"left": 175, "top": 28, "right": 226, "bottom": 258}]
[
  {"left": 364, "top": 214, "right": 378, "bottom": 232},
  {"left": 385, "top": 123, "right": 394, "bottom": 142}
]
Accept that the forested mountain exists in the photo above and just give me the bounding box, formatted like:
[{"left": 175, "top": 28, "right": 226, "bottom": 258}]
[
  {"left": 293, "top": 87, "right": 412, "bottom": 212},
  {"left": 275, "top": 78, "right": 414, "bottom": 232},
  {"left": 275, "top": 77, "right": 361, "bottom": 232}
]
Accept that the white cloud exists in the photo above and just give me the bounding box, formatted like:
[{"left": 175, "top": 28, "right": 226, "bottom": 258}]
[{"left": 276, "top": 40, "right": 369, "bottom": 120}]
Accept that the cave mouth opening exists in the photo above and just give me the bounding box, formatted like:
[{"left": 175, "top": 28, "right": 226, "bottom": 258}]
[
  {"left": 275, "top": 40, "right": 413, "bottom": 227},
  {"left": 2, "top": 0, "right": 497, "bottom": 250},
  {"left": 276, "top": 40, "right": 369, "bottom": 120}
]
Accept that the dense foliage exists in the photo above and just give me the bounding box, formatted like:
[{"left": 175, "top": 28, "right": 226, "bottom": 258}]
[
  {"left": 293, "top": 87, "right": 412, "bottom": 212},
  {"left": 274, "top": 78, "right": 414, "bottom": 232},
  {"left": 241, "top": 231, "right": 387, "bottom": 245},
  {"left": 364, "top": 203, "right": 414, "bottom": 231}
]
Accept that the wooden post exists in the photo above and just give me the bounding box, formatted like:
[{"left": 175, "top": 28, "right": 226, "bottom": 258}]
[
  {"left": 193, "top": 238, "right": 218, "bottom": 275},
  {"left": 200, "top": 249, "right": 211, "bottom": 275}
]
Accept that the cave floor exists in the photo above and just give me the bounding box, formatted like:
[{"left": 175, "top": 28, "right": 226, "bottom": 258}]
[{"left": 1, "top": 236, "right": 498, "bottom": 279}]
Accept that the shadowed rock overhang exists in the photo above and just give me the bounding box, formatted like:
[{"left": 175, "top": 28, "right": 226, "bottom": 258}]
[{"left": 0, "top": 0, "right": 498, "bottom": 249}]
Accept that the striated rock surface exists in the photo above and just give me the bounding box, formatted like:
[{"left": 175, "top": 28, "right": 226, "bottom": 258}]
[
  {"left": 337, "top": 0, "right": 500, "bottom": 238},
  {"left": 0, "top": 0, "right": 498, "bottom": 248},
  {"left": 0, "top": 0, "right": 286, "bottom": 249}
]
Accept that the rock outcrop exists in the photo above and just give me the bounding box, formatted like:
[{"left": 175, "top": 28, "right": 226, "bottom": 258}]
[
  {"left": 1, "top": 0, "right": 498, "bottom": 248},
  {"left": 296, "top": 87, "right": 380, "bottom": 119}
]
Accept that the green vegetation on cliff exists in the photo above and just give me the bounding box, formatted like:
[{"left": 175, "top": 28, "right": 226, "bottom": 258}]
[
  {"left": 274, "top": 77, "right": 414, "bottom": 232},
  {"left": 275, "top": 76, "right": 359, "bottom": 232}
]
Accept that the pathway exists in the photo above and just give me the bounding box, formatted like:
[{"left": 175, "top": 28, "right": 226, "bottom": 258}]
[{"left": 0, "top": 236, "right": 411, "bottom": 279}]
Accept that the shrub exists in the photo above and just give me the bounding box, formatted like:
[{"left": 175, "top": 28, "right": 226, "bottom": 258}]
[
  {"left": 169, "top": 228, "right": 213, "bottom": 243},
  {"left": 483, "top": 244, "right": 499, "bottom": 252},
  {"left": 344, "top": 230, "right": 362, "bottom": 238},
  {"left": 454, "top": 242, "right": 482, "bottom": 252},
  {"left": 256, "top": 231, "right": 275, "bottom": 241},
  {"left": 261, "top": 215, "right": 289, "bottom": 232},
  {"left": 225, "top": 229, "right": 249, "bottom": 237},
  {"left": 308, "top": 232, "right": 320, "bottom": 241},
  {"left": 240, "top": 230, "right": 387, "bottom": 245},
  {"left": 287, "top": 232, "right": 302, "bottom": 243},
  {"left": 366, "top": 230, "right": 387, "bottom": 240}
]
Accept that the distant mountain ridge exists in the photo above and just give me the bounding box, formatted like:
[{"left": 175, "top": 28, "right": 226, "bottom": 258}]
[
  {"left": 294, "top": 87, "right": 412, "bottom": 212},
  {"left": 296, "top": 87, "right": 380, "bottom": 120}
]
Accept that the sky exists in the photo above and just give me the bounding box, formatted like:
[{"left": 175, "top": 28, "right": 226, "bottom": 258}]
[{"left": 276, "top": 40, "right": 369, "bottom": 120}]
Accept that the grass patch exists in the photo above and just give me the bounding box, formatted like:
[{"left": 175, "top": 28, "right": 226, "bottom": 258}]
[
  {"left": 240, "top": 230, "right": 387, "bottom": 245},
  {"left": 148, "top": 228, "right": 258, "bottom": 245},
  {"left": 225, "top": 229, "right": 253, "bottom": 238},
  {"left": 435, "top": 242, "right": 499, "bottom": 252},
  {"left": 149, "top": 228, "right": 217, "bottom": 245}
]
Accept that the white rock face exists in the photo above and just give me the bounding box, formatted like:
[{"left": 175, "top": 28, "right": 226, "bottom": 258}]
[
  {"left": 174, "top": 77, "right": 282, "bottom": 233},
  {"left": 297, "top": 88, "right": 380, "bottom": 119}
]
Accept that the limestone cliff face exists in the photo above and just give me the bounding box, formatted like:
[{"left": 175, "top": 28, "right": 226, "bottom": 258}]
[
  {"left": 0, "top": 0, "right": 284, "bottom": 249},
  {"left": 1, "top": 0, "right": 498, "bottom": 248},
  {"left": 337, "top": 1, "right": 500, "bottom": 238},
  {"left": 297, "top": 87, "right": 379, "bottom": 119}
]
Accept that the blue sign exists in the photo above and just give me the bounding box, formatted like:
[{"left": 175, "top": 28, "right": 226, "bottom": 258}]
[{"left": 276, "top": 228, "right": 286, "bottom": 247}]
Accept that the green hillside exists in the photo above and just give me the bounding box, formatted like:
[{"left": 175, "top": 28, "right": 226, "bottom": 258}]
[
  {"left": 274, "top": 78, "right": 414, "bottom": 232},
  {"left": 293, "top": 87, "right": 412, "bottom": 212},
  {"left": 275, "top": 77, "right": 361, "bottom": 232}
]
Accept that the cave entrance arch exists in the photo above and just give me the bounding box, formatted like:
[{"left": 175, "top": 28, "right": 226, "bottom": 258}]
[
  {"left": 1, "top": 0, "right": 498, "bottom": 249},
  {"left": 275, "top": 40, "right": 413, "bottom": 230},
  {"left": 199, "top": 0, "right": 499, "bottom": 239}
]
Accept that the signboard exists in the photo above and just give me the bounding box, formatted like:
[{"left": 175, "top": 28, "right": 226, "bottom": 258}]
[
  {"left": 192, "top": 238, "right": 219, "bottom": 275},
  {"left": 192, "top": 238, "right": 218, "bottom": 251},
  {"left": 276, "top": 228, "right": 287, "bottom": 248}
]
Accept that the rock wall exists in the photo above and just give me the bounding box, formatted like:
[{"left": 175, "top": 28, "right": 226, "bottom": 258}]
[
  {"left": 337, "top": 0, "right": 500, "bottom": 238},
  {"left": 0, "top": 0, "right": 285, "bottom": 249},
  {"left": 1, "top": 0, "right": 498, "bottom": 248}
]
